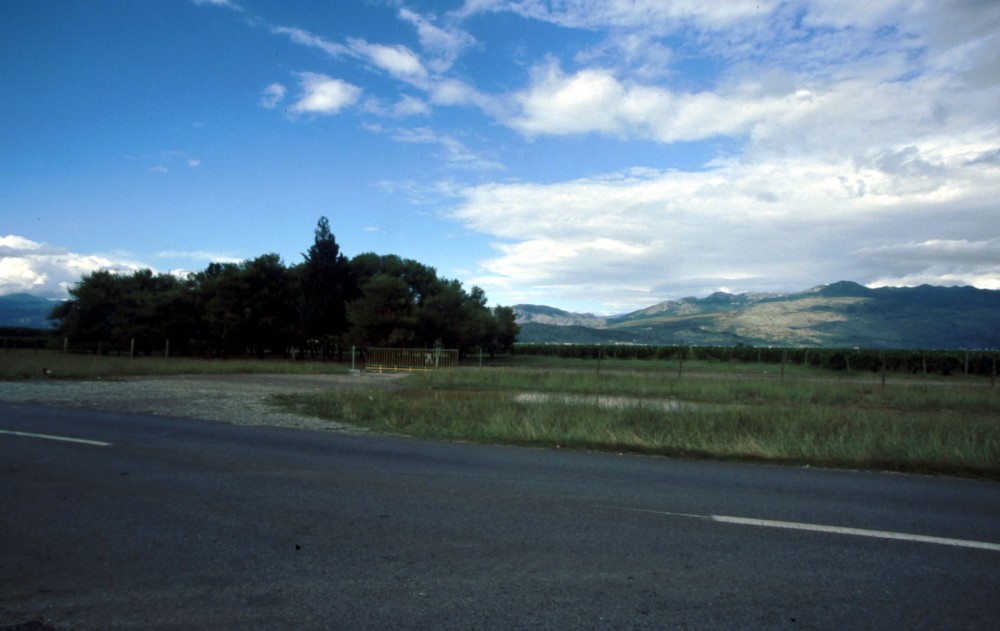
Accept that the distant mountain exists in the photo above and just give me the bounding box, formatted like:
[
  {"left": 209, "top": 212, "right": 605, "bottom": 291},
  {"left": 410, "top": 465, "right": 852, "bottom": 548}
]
[
  {"left": 514, "top": 282, "right": 1000, "bottom": 349},
  {"left": 0, "top": 293, "right": 58, "bottom": 329},
  {"left": 513, "top": 305, "right": 609, "bottom": 328}
]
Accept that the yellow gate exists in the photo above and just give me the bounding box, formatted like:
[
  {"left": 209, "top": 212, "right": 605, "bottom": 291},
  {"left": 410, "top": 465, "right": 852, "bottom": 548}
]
[{"left": 365, "top": 347, "right": 459, "bottom": 372}]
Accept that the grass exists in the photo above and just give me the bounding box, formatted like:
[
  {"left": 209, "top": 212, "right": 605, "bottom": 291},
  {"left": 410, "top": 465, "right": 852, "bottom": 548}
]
[
  {"left": 0, "top": 349, "right": 349, "bottom": 380},
  {"left": 275, "top": 363, "right": 1000, "bottom": 479},
  {"left": 3, "top": 349, "right": 998, "bottom": 479}
]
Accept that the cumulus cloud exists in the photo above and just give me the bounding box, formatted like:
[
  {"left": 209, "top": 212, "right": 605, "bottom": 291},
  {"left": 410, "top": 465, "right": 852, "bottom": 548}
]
[
  {"left": 0, "top": 236, "right": 146, "bottom": 299},
  {"left": 451, "top": 146, "right": 1000, "bottom": 311},
  {"left": 290, "top": 72, "right": 361, "bottom": 115}
]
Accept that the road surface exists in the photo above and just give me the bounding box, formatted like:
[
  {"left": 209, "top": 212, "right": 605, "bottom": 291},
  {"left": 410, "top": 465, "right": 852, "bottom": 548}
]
[{"left": 2, "top": 402, "right": 999, "bottom": 629}]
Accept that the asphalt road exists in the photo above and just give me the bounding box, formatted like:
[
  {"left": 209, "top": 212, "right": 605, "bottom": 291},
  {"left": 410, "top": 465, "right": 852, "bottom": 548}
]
[{"left": 2, "top": 402, "right": 999, "bottom": 630}]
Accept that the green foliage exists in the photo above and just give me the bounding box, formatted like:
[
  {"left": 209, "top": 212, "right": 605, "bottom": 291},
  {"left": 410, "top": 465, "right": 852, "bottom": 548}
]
[
  {"left": 299, "top": 217, "right": 353, "bottom": 358},
  {"left": 48, "top": 218, "right": 517, "bottom": 358},
  {"left": 345, "top": 252, "right": 518, "bottom": 354}
]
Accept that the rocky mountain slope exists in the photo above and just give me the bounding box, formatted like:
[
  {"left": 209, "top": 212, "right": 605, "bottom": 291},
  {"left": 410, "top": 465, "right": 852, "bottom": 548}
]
[{"left": 514, "top": 281, "right": 1000, "bottom": 349}]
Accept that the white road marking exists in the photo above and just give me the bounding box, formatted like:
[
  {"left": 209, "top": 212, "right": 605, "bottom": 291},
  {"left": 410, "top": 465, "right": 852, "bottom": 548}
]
[
  {"left": 0, "top": 429, "right": 111, "bottom": 447},
  {"left": 621, "top": 507, "right": 1000, "bottom": 552}
]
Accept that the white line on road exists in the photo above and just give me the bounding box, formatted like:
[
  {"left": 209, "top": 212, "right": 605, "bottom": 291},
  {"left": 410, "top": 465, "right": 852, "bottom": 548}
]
[
  {"left": 0, "top": 429, "right": 112, "bottom": 447},
  {"left": 621, "top": 507, "right": 1000, "bottom": 552}
]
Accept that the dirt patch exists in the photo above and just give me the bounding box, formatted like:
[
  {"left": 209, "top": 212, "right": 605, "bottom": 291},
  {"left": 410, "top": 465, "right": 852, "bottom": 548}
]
[{"left": 0, "top": 373, "right": 405, "bottom": 432}]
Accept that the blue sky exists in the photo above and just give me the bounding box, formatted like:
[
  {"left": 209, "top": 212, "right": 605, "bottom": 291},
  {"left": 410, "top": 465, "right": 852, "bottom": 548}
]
[{"left": 2, "top": 0, "right": 999, "bottom": 314}]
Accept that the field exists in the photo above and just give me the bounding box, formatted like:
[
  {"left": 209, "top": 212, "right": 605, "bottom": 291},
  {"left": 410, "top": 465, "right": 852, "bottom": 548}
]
[
  {"left": 2, "top": 350, "right": 998, "bottom": 479},
  {"left": 276, "top": 356, "right": 1000, "bottom": 479}
]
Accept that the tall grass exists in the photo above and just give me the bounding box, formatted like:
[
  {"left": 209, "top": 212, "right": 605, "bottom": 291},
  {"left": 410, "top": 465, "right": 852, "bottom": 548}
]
[{"left": 275, "top": 367, "right": 1000, "bottom": 479}]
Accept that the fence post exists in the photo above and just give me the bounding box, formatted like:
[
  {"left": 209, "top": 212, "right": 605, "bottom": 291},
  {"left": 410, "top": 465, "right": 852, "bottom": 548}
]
[
  {"left": 63, "top": 337, "right": 68, "bottom": 354},
  {"left": 130, "top": 338, "right": 135, "bottom": 359},
  {"left": 597, "top": 345, "right": 602, "bottom": 374},
  {"left": 881, "top": 351, "right": 886, "bottom": 387},
  {"left": 165, "top": 339, "right": 170, "bottom": 359}
]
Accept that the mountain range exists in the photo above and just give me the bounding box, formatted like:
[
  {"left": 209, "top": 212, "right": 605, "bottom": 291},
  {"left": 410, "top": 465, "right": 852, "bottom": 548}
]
[
  {"left": 0, "top": 293, "right": 57, "bottom": 330},
  {"left": 515, "top": 281, "right": 1000, "bottom": 349}
]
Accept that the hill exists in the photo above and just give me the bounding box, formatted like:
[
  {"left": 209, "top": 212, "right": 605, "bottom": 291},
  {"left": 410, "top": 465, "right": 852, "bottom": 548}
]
[
  {"left": 0, "top": 293, "right": 57, "bottom": 329},
  {"left": 514, "top": 282, "right": 1000, "bottom": 349}
]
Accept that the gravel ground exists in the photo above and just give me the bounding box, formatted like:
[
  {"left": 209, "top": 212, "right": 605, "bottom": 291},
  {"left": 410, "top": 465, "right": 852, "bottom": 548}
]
[{"left": 0, "top": 373, "right": 405, "bottom": 433}]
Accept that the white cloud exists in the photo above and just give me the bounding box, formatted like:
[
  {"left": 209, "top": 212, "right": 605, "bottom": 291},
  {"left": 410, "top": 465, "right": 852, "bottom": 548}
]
[
  {"left": 857, "top": 239, "right": 1000, "bottom": 290},
  {"left": 191, "top": 0, "right": 241, "bottom": 9},
  {"left": 0, "top": 236, "right": 146, "bottom": 299},
  {"left": 451, "top": 147, "right": 1000, "bottom": 311},
  {"left": 290, "top": 72, "right": 362, "bottom": 115},
  {"left": 506, "top": 59, "right": 829, "bottom": 143},
  {"left": 272, "top": 24, "right": 429, "bottom": 86},
  {"left": 457, "top": 0, "right": 775, "bottom": 31},
  {"left": 398, "top": 8, "right": 476, "bottom": 73},
  {"left": 391, "top": 95, "right": 432, "bottom": 117},
  {"left": 153, "top": 250, "right": 241, "bottom": 264},
  {"left": 393, "top": 127, "right": 503, "bottom": 171},
  {"left": 347, "top": 38, "right": 428, "bottom": 84},
  {"left": 259, "top": 82, "right": 286, "bottom": 109},
  {"left": 271, "top": 25, "right": 349, "bottom": 58}
]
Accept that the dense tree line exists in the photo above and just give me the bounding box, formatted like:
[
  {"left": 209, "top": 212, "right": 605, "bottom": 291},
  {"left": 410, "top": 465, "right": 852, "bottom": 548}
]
[
  {"left": 49, "top": 218, "right": 519, "bottom": 358},
  {"left": 512, "top": 344, "right": 999, "bottom": 377}
]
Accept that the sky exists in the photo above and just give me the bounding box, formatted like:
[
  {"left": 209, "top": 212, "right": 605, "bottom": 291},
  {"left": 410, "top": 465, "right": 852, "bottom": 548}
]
[{"left": 2, "top": 0, "right": 999, "bottom": 314}]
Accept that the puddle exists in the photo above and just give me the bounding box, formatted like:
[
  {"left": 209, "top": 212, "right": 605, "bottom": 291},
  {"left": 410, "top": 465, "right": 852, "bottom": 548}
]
[
  {"left": 396, "top": 389, "right": 693, "bottom": 412},
  {"left": 514, "top": 392, "right": 688, "bottom": 411}
]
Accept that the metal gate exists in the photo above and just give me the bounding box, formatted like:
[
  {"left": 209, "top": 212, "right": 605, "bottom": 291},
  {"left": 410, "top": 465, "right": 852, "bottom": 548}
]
[{"left": 364, "top": 347, "right": 459, "bottom": 372}]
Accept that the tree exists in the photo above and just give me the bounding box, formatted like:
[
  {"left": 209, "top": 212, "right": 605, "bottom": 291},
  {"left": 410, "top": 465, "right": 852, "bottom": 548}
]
[
  {"left": 192, "top": 255, "right": 297, "bottom": 356},
  {"left": 50, "top": 269, "right": 189, "bottom": 354},
  {"left": 346, "top": 273, "right": 415, "bottom": 347},
  {"left": 347, "top": 253, "right": 495, "bottom": 353},
  {"left": 299, "top": 217, "right": 353, "bottom": 358},
  {"left": 50, "top": 270, "right": 125, "bottom": 352},
  {"left": 486, "top": 306, "right": 520, "bottom": 356}
]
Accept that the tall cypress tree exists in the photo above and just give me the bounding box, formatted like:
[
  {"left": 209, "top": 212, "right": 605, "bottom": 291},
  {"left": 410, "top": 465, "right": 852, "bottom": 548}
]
[{"left": 301, "top": 216, "right": 352, "bottom": 358}]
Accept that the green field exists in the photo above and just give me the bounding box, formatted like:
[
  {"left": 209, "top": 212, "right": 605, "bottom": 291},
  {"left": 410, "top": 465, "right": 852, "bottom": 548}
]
[
  {"left": 3, "top": 350, "right": 998, "bottom": 479},
  {"left": 275, "top": 357, "right": 1000, "bottom": 480}
]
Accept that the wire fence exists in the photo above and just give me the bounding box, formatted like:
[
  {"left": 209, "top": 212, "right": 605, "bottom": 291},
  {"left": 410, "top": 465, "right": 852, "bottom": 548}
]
[{"left": 364, "top": 347, "right": 459, "bottom": 372}]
